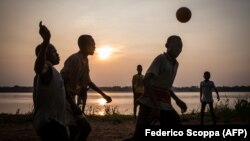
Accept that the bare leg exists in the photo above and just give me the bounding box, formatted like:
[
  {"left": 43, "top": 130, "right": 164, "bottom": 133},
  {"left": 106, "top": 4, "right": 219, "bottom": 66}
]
[
  {"left": 133, "top": 102, "right": 138, "bottom": 119},
  {"left": 200, "top": 102, "right": 206, "bottom": 125},
  {"left": 208, "top": 103, "right": 216, "bottom": 125}
]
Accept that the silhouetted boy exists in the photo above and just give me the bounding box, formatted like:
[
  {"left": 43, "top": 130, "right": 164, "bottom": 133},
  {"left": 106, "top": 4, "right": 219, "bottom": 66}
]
[
  {"left": 33, "top": 22, "right": 68, "bottom": 141},
  {"left": 132, "top": 65, "right": 144, "bottom": 119},
  {"left": 124, "top": 35, "right": 187, "bottom": 141},
  {"left": 61, "top": 35, "right": 112, "bottom": 141},
  {"left": 200, "top": 71, "right": 220, "bottom": 125}
]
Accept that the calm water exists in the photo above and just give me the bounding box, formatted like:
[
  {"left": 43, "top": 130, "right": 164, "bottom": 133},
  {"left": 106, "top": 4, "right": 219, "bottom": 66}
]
[{"left": 0, "top": 92, "right": 249, "bottom": 115}]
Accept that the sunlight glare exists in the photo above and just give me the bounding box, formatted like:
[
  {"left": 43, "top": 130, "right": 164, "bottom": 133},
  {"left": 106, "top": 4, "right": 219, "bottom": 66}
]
[
  {"left": 97, "top": 46, "right": 113, "bottom": 60},
  {"left": 97, "top": 98, "right": 107, "bottom": 105}
]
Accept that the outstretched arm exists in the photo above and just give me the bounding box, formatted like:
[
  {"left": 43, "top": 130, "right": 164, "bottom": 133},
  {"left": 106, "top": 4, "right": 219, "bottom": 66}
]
[
  {"left": 34, "top": 21, "right": 51, "bottom": 74},
  {"left": 88, "top": 81, "right": 112, "bottom": 103},
  {"left": 169, "top": 89, "right": 187, "bottom": 113}
]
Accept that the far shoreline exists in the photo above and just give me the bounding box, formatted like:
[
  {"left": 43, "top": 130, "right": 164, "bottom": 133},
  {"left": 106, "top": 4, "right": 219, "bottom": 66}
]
[{"left": 1, "top": 85, "right": 250, "bottom": 93}]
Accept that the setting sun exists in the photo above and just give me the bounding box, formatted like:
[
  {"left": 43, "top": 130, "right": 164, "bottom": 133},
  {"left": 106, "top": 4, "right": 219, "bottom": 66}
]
[{"left": 96, "top": 46, "right": 113, "bottom": 60}]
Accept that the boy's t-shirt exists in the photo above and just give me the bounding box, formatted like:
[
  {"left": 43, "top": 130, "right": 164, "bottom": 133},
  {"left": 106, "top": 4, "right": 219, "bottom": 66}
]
[
  {"left": 146, "top": 53, "right": 178, "bottom": 90},
  {"left": 33, "top": 61, "right": 66, "bottom": 131},
  {"left": 138, "top": 53, "right": 178, "bottom": 110},
  {"left": 132, "top": 74, "right": 144, "bottom": 94},
  {"left": 61, "top": 51, "right": 90, "bottom": 95},
  {"left": 200, "top": 80, "right": 215, "bottom": 102}
]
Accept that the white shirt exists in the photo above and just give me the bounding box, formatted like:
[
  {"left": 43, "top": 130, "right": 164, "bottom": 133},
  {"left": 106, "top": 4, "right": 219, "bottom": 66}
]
[
  {"left": 147, "top": 53, "right": 178, "bottom": 90},
  {"left": 138, "top": 53, "right": 179, "bottom": 110}
]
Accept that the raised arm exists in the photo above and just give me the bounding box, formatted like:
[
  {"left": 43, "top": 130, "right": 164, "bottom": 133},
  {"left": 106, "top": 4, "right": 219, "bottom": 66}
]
[
  {"left": 34, "top": 21, "right": 51, "bottom": 74},
  {"left": 88, "top": 81, "right": 112, "bottom": 103}
]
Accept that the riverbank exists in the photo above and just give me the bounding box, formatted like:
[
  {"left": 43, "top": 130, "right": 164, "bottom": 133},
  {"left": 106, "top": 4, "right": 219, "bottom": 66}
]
[
  {"left": 0, "top": 111, "right": 249, "bottom": 141},
  {"left": 0, "top": 114, "right": 135, "bottom": 141},
  {"left": 0, "top": 99, "right": 249, "bottom": 141}
]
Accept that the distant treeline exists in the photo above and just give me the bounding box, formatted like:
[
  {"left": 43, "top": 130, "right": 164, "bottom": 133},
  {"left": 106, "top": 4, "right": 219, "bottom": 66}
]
[
  {"left": 1, "top": 85, "right": 250, "bottom": 93},
  {"left": 0, "top": 86, "right": 33, "bottom": 93},
  {"left": 172, "top": 86, "right": 250, "bottom": 92}
]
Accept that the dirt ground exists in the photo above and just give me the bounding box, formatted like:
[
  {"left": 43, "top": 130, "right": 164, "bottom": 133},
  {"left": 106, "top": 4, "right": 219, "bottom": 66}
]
[
  {"left": 0, "top": 117, "right": 248, "bottom": 141},
  {"left": 0, "top": 119, "right": 135, "bottom": 141}
]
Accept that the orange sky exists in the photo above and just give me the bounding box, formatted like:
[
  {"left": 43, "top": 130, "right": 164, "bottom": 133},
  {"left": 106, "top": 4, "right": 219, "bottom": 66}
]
[{"left": 0, "top": 0, "right": 249, "bottom": 87}]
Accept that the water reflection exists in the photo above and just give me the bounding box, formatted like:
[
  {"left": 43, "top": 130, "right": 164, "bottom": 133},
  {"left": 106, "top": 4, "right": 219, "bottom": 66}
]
[
  {"left": 97, "top": 98, "right": 107, "bottom": 106},
  {"left": 98, "top": 110, "right": 105, "bottom": 116},
  {"left": 0, "top": 92, "right": 249, "bottom": 115}
]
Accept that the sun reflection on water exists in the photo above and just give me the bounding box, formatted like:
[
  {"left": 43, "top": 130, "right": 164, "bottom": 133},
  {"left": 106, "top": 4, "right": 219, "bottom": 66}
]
[{"left": 97, "top": 98, "right": 107, "bottom": 106}]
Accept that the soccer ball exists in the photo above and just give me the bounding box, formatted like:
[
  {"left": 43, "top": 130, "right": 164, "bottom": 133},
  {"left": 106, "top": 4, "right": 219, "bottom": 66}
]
[{"left": 176, "top": 7, "right": 192, "bottom": 23}]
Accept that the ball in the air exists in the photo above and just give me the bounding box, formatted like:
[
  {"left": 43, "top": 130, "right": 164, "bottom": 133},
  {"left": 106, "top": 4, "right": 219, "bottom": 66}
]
[{"left": 176, "top": 7, "right": 192, "bottom": 23}]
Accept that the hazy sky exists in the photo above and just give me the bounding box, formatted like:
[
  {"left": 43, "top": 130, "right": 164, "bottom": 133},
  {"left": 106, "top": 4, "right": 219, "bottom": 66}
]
[{"left": 0, "top": 0, "right": 249, "bottom": 87}]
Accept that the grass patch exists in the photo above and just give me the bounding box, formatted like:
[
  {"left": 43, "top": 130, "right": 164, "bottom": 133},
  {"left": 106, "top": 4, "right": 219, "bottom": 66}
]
[
  {"left": 0, "top": 112, "right": 33, "bottom": 122},
  {"left": 181, "top": 98, "right": 250, "bottom": 124}
]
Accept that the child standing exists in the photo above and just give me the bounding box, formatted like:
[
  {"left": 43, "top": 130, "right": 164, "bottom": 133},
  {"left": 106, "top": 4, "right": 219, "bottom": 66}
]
[
  {"left": 132, "top": 65, "right": 144, "bottom": 119},
  {"left": 200, "top": 71, "right": 220, "bottom": 125}
]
